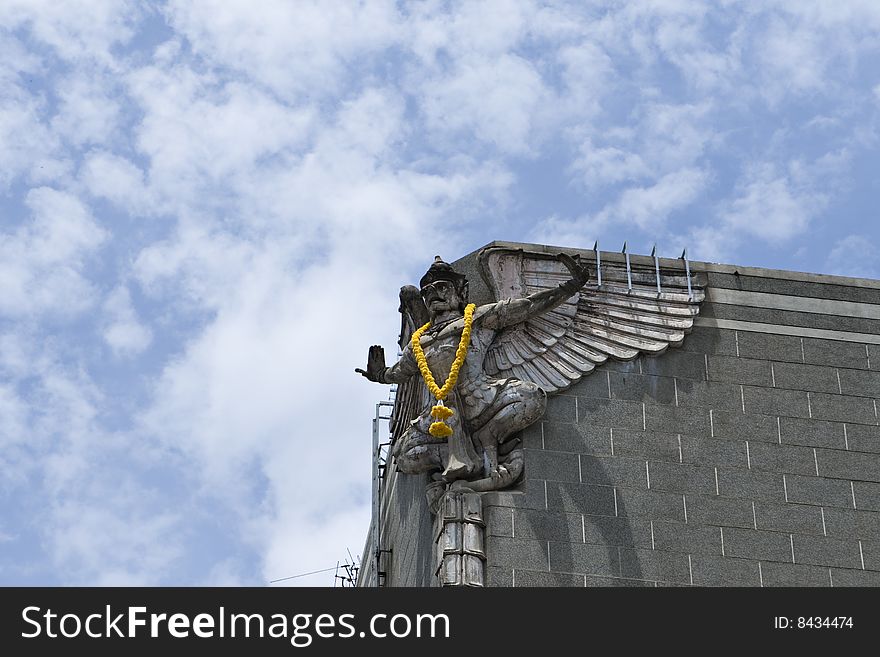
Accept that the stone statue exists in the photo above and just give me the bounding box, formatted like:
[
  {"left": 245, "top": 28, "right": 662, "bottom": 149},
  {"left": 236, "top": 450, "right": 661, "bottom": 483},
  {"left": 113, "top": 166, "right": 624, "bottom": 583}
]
[
  {"left": 358, "top": 252, "right": 589, "bottom": 493},
  {"left": 357, "top": 246, "right": 704, "bottom": 496}
]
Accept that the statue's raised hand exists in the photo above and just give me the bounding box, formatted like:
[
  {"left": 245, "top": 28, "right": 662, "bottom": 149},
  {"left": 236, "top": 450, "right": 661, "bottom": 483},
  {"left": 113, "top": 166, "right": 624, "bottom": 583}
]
[
  {"left": 556, "top": 252, "right": 590, "bottom": 292},
  {"left": 355, "top": 345, "right": 386, "bottom": 382}
]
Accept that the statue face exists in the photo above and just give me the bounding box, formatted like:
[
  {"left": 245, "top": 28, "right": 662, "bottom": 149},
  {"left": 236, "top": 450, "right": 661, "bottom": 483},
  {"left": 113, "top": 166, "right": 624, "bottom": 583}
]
[{"left": 421, "top": 280, "right": 462, "bottom": 317}]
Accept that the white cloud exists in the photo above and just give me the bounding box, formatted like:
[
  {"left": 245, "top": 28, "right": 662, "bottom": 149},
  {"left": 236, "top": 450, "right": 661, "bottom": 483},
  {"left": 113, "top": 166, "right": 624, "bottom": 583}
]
[
  {"left": 532, "top": 166, "right": 709, "bottom": 246},
  {"left": 418, "top": 53, "right": 549, "bottom": 155},
  {"left": 125, "top": 65, "right": 316, "bottom": 217},
  {"left": 406, "top": 0, "right": 532, "bottom": 62},
  {"left": 609, "top": 167, "right": 709, "bottom": 230},
  {"left": 525, "top": 213, "right": 598, "bottom": 252},
  {"left": 754, "top": 20, "right": 824, "bottom": 102},
  {"left": 0, "top": 383, "right": 30, "bottom": 489},
  {"left": 639, "top": 102, "right": 714, "bottom": 170},
  {"left": 0, "top": 188, "right": 106, "bottom": 318},
  {"left": 80, "top": 151, "right": 150, "bottom": 212},
  {"left": 137, "top": 247, "right": 400, "bottom": 579},
  {"left": 101, "top": 286, "right": 153, "bottom": 357},
  {"left": 686, "top": 224, "right": 734, "bottom": 264},
  {"left": 51, "top": 73, "right": 122, "bottom": 147},
  {"left": 0, "top": 100, "right": 56, "bottom": 189},
  {"left": 164, "top": 0, "right": 401, "bottom": 100},
  {"left": 742, "top": 3, "right": 880, "bottom": 107},
  {"left": 134, "top": 226, "right": 258, "bottom": 310},
  {"left": 680, "top": 144, "right": 853, "bottom": 264},
  {"left": 0, "top": 0, "right": 140, "bottom": 65},
  {"left": 571, "top": 141, "right": 650, "bottom": 189},
  {"left": 0, "top": 51, "right": 60, "bottom": 189},
  {"left": 0, "top": 327, "right": 189, "bottom": 584},
  {"left": 554, "top": 40, "right": 614, "bottom": 118},
  {"left": 46, "top": 493, "right": 182, "bottom": 586},
  {"left": 564, "top": 100, "right": 717, "bottom": 235},
  {"left": 794, "top": 148, "right": 852, "bottom": 185},
  {"left": 264, "top": 506, "right": 369, "bottom": 586},
  {"left": 405, "top": 3, "right": 617, "bottom": 156},
  {"left": 721, "top": 165, "right": 824, "bottom": 242},
  {"left": 826, "top": 235, "right": 880, "bottom": 280}
]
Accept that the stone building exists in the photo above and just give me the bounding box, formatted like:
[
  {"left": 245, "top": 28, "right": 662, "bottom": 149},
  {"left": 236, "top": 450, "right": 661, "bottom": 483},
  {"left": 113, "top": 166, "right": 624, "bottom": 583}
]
[{"left": 359, "top": 240, "right": 880, "bottom": 587}]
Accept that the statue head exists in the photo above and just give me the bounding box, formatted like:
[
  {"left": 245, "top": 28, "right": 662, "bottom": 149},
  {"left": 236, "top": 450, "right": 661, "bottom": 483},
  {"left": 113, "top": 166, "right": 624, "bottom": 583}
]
[{"left": 419, "top": 256, "right": 469, "bottom": 317}]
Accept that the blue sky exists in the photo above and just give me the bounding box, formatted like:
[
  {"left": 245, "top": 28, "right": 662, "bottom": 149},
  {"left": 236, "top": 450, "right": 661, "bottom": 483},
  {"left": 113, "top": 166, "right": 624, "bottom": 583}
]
[{"left": 1, "top": 1, "right": 879, "bottom": 585}]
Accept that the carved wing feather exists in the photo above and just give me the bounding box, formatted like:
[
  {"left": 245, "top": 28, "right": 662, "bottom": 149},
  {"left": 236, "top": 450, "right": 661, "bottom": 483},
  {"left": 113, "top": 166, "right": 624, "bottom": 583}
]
[
  {"left": 548, "top": 342, "right": 595, "bottom": 373},
  {"left": 569, "top": 330, "right": 639, "bottom": 361},
  {"left": 388, "top": 286, "right": 431, "bottom": 443},
  {"left": 480, "top": 247, "right": 705, "bottom": 393},
  {"left": 518, "top": 360, "right": 557, "bottom": 390}
]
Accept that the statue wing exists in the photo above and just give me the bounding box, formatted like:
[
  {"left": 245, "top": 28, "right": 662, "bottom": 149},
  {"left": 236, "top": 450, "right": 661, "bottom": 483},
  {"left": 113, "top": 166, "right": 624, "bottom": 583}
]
[
  {"left": 478, "top": 246, "right": 705, "bottom": 393},
  {"left": 389, "top": 286, "right": 431, "bottom": 442}
]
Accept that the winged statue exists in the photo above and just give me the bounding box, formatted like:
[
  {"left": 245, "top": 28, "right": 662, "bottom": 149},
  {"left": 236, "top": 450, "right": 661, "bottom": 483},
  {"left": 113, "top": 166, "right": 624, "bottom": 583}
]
[{"left": 357, "top": 246, "right": 705, "bottom": 497}]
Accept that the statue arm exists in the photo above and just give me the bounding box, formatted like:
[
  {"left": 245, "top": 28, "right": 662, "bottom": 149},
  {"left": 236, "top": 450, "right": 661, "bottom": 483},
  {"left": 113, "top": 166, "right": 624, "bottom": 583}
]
[
  {"left": 380, "top": 345, "right": 419, "bottom": 384},
  {"left": 480, "top": 253, "right": 589, "bottom": 329},
  {"left": 356, "top": 343, "right": 419, "bottom": 384}
]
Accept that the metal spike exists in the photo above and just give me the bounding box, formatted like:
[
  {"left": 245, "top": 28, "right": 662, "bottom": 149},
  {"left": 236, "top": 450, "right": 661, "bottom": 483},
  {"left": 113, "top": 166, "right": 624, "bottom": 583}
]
[
  {"left": 652, "top": 244, "right": 661, "bottom": 297},
  {"left": 681, "top": 248, "right": 693, "bottom": 301},
  {"left": 623, "top": 242, "right": 632, "bottom": 292},
  {"left": 593, "top": 240, "right": 601, "bottom": 287}
]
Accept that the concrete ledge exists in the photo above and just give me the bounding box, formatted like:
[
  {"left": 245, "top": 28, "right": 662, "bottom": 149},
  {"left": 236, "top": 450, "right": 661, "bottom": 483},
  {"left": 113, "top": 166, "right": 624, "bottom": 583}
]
[
  {"left": 694, "top": 317, "right": 880, "bottom": 345},
  {"left": 708, "top": 288, "right": 880, "bottom": 320}
]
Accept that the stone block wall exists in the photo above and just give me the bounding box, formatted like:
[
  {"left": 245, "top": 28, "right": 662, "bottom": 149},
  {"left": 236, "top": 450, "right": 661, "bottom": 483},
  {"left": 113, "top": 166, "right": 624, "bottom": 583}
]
[{"left": 361, "top": 241, "right": 880, "bottom": 587}]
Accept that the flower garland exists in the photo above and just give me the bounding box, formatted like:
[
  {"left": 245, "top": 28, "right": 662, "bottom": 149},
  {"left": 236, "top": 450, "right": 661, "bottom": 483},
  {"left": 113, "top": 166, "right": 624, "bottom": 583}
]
[{"left": 411, "top": 303, "right": 476, "bottom": 438}]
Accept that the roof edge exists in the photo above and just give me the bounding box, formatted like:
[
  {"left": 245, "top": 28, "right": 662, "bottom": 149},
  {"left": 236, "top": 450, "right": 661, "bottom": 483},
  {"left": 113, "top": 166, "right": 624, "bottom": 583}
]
[{"left": 467, "top": 240, "right": 880, "bottom": 290}]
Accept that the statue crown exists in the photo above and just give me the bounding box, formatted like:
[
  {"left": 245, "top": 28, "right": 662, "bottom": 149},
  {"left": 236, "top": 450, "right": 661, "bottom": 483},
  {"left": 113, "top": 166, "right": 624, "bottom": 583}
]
[{"left": 419, "top": 256, "right": 467, "bottom": 289}]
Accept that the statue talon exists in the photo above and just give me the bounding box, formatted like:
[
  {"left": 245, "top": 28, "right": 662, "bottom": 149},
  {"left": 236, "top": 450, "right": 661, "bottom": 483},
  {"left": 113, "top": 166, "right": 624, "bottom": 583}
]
[
  {"left": 441, "top": 455, "right": 474, "bottom": 482},
  {"left": 491, "top": 465, "right": 511, "bottom": 487}
]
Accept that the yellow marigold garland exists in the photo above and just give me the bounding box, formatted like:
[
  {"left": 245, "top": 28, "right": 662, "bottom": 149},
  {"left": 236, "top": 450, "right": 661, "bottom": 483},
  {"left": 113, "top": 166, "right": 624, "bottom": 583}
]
[{"left": 411, "top": 303, "right": 476, "bottom": 438}]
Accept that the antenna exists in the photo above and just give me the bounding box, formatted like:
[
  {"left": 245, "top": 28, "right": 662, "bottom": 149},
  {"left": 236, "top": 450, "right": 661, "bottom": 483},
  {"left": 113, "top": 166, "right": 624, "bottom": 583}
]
[{"left": 334, "top": 552, "right": 360, "bottom": 587}]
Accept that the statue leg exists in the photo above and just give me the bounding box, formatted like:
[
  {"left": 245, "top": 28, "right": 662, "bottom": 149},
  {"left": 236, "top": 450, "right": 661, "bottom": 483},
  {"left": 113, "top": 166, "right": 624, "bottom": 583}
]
[
  {"left": 393, "top": 426, "right": 445, "bottom": 474},
  {"left": 471, "top": 381, "right": 546, "bottom": 476}
]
